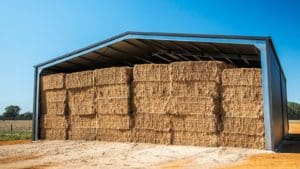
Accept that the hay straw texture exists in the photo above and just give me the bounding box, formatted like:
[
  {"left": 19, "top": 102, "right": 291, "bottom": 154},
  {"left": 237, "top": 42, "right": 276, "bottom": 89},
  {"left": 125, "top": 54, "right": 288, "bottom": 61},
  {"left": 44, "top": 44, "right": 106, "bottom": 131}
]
[
  {"left": 98, "top": 115, "right": 131, "bottom": 130},
  {"left": 95, "top": 84, "right": 130, "bottom": 98},
  {"left": 97, "top": 129, "right": 131, "bottom": 142},
  {"left": 133, "top": 97, "right": 169, "bottom": 114},
  {"left": 135, "top": 114, "right": 171, "bottom": 132},
  {"left": 171, "top": 115, "right": 218, "bottom": 133},
  {"left": 71, "top": 115, "right": 97, "bottom": 128},
  {"left": 40, "top": 115, "right": 68, "bottom": 129},
  {"left": 221, "top": 86, "right": 263, "bottom": 102},
  {"left": 133, "top": 64, "right": 170, "bottom": 82},
  {"left": 222, "top": 117, "right": 264, "bottom": 136},
  {"left": 41, "top": 73, "right": 65, "bottom": 90},
  {"left": 132, "top": 129, "right": 171, "bottom": 144},
  {"left": 41, "top": 90, "right": 67, "bottom": 116},
  {"left": 219, "top": 133, "right": 264, "bottom": 149},
  {"left": 171, "top": 81, "right": 218, "bottom": 98},
  {"left": 96, "top": 98, "right": 130, "bottom": 115},
  {"left": 68, "top": 87, "right": 95, "bottom": 116},
  {"left": 170, "top": 61, "right": 226, "bottom": 83},
  {"left": 222, "top": 68, "right": 262, "bottom": 86},
  {"left": 40, "top": 128, "right": 67, "bottom": 140},
  {"left": 168, "top": 97, "right": 219, "bottom": 115},
  {"left": 65, "top": 70, "right": 93, "bottom": 89},
  {"left": 134, "top": 82, "right": 170, "bottom": 98},
  {"left": 221, "top": 101, "right": 263, "bottom": 118},
  {"left": 69, "top": 128, "right": 97, "bottom": 140},
  {"left": 173, "top": 132, "right": 218, "bottom": 147},
  {"left": 94, "top": 67, "right": 132, "bottom": 85}
]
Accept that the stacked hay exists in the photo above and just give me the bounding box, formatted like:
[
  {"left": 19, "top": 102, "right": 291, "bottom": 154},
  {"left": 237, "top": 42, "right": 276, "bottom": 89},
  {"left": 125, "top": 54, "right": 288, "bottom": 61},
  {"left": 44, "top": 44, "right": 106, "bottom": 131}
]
[
  {"left": 132, "top": 64, "right": 172, "bottom": 144},
  {"left": 220, "top": 68, "right": 264, "bottom": 149},
  {"left": 66, "top": 70, "right": 97, "bottom": 140},
  {"left": 169, "top": 61, "right": 226, "bottom": 146},
  {"left": 40, "top": 73, "right": 68, "bottom": 139},
  {"left": 94, "top": 67, "right": 133, "bottom": 142}
]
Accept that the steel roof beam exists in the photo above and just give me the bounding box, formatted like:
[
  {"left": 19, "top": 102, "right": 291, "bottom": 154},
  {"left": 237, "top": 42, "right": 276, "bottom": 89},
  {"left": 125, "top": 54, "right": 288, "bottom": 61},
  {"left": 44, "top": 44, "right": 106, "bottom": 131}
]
[
  {"left": 107, "top": 46, "right": 153, "bottom": 64},
  {"left": 93, "top": 51, "right": 133, "bottom": 66},
  {"left": 170, "top": 42, "right": 202, "bottom": 61},
  {"left": 152, "top": 53, "right": 172, "bottom": 63},
  {"left": 189, "top": 43, "right": 216, "bottom": 60}
]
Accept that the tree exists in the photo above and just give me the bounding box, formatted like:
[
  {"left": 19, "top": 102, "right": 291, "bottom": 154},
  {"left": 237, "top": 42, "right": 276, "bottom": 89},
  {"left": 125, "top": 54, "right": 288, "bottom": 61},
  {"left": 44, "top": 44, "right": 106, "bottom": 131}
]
[
  {"left": 3, "top": 105, "right": 21, "bottom": 120},
  {"left": 17, "top": 112, "right": 33, "bottom": 120}
]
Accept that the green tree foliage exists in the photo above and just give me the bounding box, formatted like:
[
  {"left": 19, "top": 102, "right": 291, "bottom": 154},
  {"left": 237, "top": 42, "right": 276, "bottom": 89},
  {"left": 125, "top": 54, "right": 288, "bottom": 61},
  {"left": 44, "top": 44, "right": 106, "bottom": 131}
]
[
  {"left": 2, "top": 105, "right": 20, "bottom": 120},
  {"left": 288, "top": 101, "right": 300, "bottom": 120}
]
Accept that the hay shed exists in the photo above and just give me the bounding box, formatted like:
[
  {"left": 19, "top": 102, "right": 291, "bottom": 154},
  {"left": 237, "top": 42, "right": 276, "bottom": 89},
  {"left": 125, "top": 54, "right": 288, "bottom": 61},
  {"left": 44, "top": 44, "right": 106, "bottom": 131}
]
[{"left": 33, "top": 32, "right": 288, "bottom": 151}]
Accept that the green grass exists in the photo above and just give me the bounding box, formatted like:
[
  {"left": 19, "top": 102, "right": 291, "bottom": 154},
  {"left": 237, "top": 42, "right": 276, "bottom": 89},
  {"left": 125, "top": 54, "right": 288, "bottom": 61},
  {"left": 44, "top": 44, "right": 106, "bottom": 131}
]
[{"left": 0, "top": 131, "right": 32, "bottom": 141}]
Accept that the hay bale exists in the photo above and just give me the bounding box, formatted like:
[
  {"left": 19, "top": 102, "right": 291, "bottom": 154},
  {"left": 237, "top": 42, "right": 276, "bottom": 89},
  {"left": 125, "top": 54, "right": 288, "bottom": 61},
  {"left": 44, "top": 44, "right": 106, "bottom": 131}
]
[
  {"left": 133, "top": 97, "right": 169, "bottom": 114},
  {"left": 219, "top": 133, "right": 264, "bottom": 149},
  {"left": 71, "top": 115, "right": 97, "bottom": 128},
  {"left": 171, "top": 81, "right": 219, "bottom": 98},
  {"left": 168, "top": 97, "right": 219, "bottom": 115},
  {"left": 221, "top": 100, "right": 263, "bottom": 118},
  {"left": 40, "top": 128, "right": 67, "bottom": 140},
  {"left": 171, "top": 115, "right": 219, "bottom": 133},
  {"left": 132, "top": 129, "right": 171, "bottom": 144},
  {"left": 172, "top": 131, "right": 218, "bottom": 147},
  {"left": 41, "top": 73, "right": 65, "bottom": 90},
  {"left": 97, "top": 129, "right": 131, "bottom": 142},
  {"left": 95, "top": 84, "right": 130, "bottom": 98},
  {"left": 69, "top": 128, "right": 96, "bottom": 140},
  {"left": 41, "top": 90, "right": 67, "bottom": 102},
  {"left": 96, "top": 98, "right": 130, "bottom": 115},
  {"left": 222, "top": 68, "right": 262, "bottom": 86},
  {"left": 133, "top": 64, "right": 170, "bottom": 82},
  {"left": 98, "top": 115, "right": 132, "bottom": 130},
  {"left": 65, "top": 70, "right": 93, "bottom": 89},
  {"left": 41, "top": 101, "right": 66, "bottom": 116},
  {"left": 170, "top": 61, "right": 226, "bottom": 83},
  {"left": 221, "top": 86, "right": 263, "bottom": 102},
  {"left": 134, "top": 82, "right": 170, "bottom": 98},
  {"left": 68, "top": 87, "right": 95, "bottom": 116},
  {"left": 135, "top": 114, "right": 171, "bottom": 132},
  {"left": 40, "top": 115, "right": 68, "bottom": 129},
  {"left": 222, "top": 117, "right": 264, "bottom": 136},
  {"left": 94, "top": 67, "right": 132, "bottom": 85}
]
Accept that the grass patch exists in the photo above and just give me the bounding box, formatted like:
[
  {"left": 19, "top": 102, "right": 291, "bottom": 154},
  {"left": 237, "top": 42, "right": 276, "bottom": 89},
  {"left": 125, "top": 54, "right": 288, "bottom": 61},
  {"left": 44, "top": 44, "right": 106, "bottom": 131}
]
[{"left": 0, "top": 131, "right": 32, "bottom": 141}]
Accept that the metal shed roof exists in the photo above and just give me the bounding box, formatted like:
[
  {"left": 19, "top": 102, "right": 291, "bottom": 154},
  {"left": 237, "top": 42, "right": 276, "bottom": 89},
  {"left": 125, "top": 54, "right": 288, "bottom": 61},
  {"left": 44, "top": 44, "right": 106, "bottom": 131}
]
[{"left": 34, "top": 31, "right": 283, "bottom": 76}]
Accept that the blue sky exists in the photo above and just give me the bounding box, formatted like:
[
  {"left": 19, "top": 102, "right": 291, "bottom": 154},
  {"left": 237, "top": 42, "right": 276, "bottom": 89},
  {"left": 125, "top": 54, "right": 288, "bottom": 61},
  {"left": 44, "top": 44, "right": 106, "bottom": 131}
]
[{"left": 0, "top": 0, "right": 300, "bottom": 114}]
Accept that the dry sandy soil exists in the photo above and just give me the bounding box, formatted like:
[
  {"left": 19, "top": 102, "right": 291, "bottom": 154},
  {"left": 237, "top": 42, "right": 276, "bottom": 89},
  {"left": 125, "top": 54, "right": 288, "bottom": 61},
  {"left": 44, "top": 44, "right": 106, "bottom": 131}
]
[{"left": 0, "top": 122, "right": 300, "bottom": 169}]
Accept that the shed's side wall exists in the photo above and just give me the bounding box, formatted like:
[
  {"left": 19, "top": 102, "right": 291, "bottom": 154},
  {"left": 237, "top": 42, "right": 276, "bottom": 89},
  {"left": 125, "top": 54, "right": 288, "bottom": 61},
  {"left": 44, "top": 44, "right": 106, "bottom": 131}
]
[{"left": 267, "top": 43, "right": 288, "bottom": 149}]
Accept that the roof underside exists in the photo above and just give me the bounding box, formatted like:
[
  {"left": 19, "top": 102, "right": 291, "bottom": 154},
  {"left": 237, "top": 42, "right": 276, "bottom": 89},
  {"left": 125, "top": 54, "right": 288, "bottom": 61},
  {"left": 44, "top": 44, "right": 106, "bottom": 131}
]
[{"left": 38, "top": 32, "right": 264, "bottom": 75}]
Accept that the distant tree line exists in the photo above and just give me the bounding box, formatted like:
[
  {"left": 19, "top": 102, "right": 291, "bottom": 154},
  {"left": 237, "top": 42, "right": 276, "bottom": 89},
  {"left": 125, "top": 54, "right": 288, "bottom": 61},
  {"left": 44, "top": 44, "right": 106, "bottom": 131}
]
[
  {"left": 288, "top": 102, "right": 300, "bottom": 120},
  {"left": 0, "top": 105, "right": 32, "bottom": 120}
]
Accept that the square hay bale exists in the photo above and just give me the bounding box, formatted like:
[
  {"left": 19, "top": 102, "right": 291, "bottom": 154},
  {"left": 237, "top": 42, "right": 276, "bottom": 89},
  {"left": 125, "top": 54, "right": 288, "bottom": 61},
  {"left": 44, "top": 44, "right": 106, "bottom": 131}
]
[
  {"left": 98, "top": 115, "right": 132, "bottom": 130},
  {"left": 41, "top": 101, "right": 66, "bottom": 116},
  {"left": 94, "top": 67, "right": 132, "bottom": 85},
  {"left": 168, "top": 97, "right": 219, "bottom": 115},
  {"left": 133, "top": 97, "right": 169, "bottom": 114},
  {"left": 40, "top": 128, "right": 67, "bottom": 140},
  {"left": 41, "top": 73, "right": 65, "bottom": 90},
  {"left": 172, "top": 131, "right": 218, "bottom": 147},
  {"left": 71, "top": 115, "right": 97, "bottom": 128},
  {"left": 171, "top": 115, "right": 219, "bottom": 133},
  {"left": 133, "top": 64, "right": 170, "bottom": 82},
  {"left": 222, "top": 117, "right": 264, "bottom": 136},
  {"left": 97, "top": 129, "right": 131, "bottom": 142},
  {"left": 219, "top": 133, "right": 264, "bottom": 149},
  {"left": 222, "top": 68, "right": 262, "bottom": 86},
  {"left": 41, "top": 90, "right": 67, "bottom": 102},
  {"left": 132, "top": 129, "right": 171, "bottom": 144},
  {"left": 65, "top": 70, "right": 93, "bottom": 89},
  {"left": 69, "top": 128, "right": 97, "bottom": 140},
  {"left": 221, "top": 86, "right": 263, "bottom": 103},
  {"left": 135, "top": 114, "right": 171, "bottom": 132},
  {"left": 170, "top": 61, "right": 226, "bottom": 83},
  {"left": 134, "top": 82, "right": 170, "bottom": 98},
  {"left": 171, "top": 81, "right": 219, "bottom": 98},
  {"left": 96, "top": 98, "right": 130, "bottom": 115},
  {"left": 40, "top": 115, "right": 68, "bottom": 129},
  {"left": 68, "top": 87, "right": 95, "bottom": 116},
  {"left": 95, "top": 84, "right": 130, "bottom": 98},
  {"left": 221, "top": 100, "right": 263, "bottom": 118}
]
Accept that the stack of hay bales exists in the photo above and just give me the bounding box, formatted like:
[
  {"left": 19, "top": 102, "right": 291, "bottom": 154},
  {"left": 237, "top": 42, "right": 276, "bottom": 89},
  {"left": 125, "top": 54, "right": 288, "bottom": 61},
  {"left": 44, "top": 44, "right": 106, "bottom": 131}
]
[
  {"left": 169, "top": 61, "right": 226, "bottom": 146},
  {"left": 94, "top": 67, "right": 133, "bottom": 142},
  {"left": 132, "top": 64, "right": 172, "bottom": 144},
  {"left": 40, "top": 73, "right": 68, "bottom": 139},
  {"left": 66, "top": 70, "right": 96, "bottom": 140},
  {"left": 220, "top": 68, "right": 264, "bottom": 148}
]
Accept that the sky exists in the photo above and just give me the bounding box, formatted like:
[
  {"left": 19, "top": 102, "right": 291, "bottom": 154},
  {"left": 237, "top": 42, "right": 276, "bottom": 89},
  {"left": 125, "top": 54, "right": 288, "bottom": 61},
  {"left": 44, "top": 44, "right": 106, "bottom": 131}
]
[{"left": 0, "top": 0, "right": 300, "bottom": 114}]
